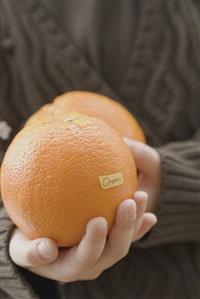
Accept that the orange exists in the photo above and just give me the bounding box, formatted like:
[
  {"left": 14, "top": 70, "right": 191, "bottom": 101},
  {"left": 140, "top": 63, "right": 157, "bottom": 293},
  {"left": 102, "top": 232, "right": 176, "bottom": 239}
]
[
  {"left": 1, "top": 114, "right": 137, "bottom": 247},
  {"left": 26, "top": 91, "right": 146, "bottom": 143}
]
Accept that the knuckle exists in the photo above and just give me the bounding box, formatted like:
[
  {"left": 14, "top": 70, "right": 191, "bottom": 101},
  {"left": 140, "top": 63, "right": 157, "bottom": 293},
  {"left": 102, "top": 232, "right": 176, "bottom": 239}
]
[
  {"left": 90, "top": 233, "right": 105, "bottom": 243},
  {"left": 59, "top": 272, "right": 77, "bottom": 283},
  {"left": 126, "top": 219, "right": 135, "bottom": 228},
  {"left": 87, "top": 271, "right": 102, "bottom": 280},
  {"left": 59, "top": 271, "right": 103, "bottom": 283},
  {"left": 25, "top": 250, "right": 36, "bottom": 266},
  {"left": 116, "top": 218, "right": 135, "bottom": 230},
  {"left": 67, "top": 265, "right": 86, "bottom": 281},
  {"left": 82, "top": 259, "right": 94, "bottom": 269},
  {"left": 152, "top": 149, "right": 160, "bottom": 164},
  {"left": 8, "top": 245, "right": 15, "bottom": 261},
  {"left": 59, "top": 275, "right": 68, "bottom": 283},
  {"left": 77, "top": 255, "right": 96, "bottom": 271},
  {"left": 88, "top": 274, "right": 99, "bottom": 280},
  {"left": 115, "top": 247, "right": 129, "bottom": 259}
]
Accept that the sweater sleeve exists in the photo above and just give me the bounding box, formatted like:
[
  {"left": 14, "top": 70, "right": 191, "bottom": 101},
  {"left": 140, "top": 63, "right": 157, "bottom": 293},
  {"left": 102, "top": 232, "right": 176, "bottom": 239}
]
[
  {"left": 0, "top": 198, "right": 62, "bottom": 299},
  {"left": 137, "top": 130, "right": 200, "bottom": 247},
  {"left": 0, "top": 199, "right": 39, "bottom": 299}
]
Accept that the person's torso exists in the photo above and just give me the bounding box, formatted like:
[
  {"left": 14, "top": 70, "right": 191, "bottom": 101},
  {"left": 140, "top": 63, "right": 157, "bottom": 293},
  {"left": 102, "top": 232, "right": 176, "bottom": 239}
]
[
  {"left": 1, "top": 0, "right": 200, "bottom": 157},
  {"left": 44, "top": 0, "right": 138, "bottom": 92}
]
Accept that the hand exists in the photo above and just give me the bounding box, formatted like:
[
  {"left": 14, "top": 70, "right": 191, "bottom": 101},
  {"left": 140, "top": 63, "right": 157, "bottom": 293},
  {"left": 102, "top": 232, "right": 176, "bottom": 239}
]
[
  {"left": 9, "top": 192, "right": 157, "bottom": 282},
  {"left": 124, "top": 138, "right": 161, "bottom": 212}
]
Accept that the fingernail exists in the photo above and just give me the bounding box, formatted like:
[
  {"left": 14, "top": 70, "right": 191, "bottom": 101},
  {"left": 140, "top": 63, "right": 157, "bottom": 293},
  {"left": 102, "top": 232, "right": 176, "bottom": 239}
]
[
  {"left": 94, "top": 218, "right": 107, "bottom": 236},
  {"left": 38, "top": 241, "right": 54, "bottom": 259},
  {"left": 135, "top": 191, "right": 148, "bottom": 201},
  {"left": 127, "top": 201, "right": 136, "bottom": 221}
]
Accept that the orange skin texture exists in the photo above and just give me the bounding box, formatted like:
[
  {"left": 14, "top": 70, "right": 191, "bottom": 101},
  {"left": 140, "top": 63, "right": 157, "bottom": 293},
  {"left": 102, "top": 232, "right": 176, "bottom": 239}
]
[
  {"left": 1, "top": 115, "right": 137, "bottom": 247},
  {"left": 26, "top": 91, "right": 146, "bottom": 143}
]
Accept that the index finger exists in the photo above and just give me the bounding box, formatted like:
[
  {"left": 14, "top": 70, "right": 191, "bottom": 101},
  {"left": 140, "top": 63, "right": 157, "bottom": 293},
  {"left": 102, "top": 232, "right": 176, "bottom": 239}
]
[{"left": 123, "top": 138, "right": 159, "bottom": 175}]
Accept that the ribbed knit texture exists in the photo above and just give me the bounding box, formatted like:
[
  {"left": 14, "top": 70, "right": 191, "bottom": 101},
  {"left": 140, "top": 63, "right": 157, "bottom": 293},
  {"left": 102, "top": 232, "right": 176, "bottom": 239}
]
[
  {"left": 139, "top": 140, "right": 200, "bottom": 246},
  {"left": 0, "top": 201, "right": 39, "bottom": 299},
  {"left": 0, "top": 0, "right": 200, "bottom": 298}
]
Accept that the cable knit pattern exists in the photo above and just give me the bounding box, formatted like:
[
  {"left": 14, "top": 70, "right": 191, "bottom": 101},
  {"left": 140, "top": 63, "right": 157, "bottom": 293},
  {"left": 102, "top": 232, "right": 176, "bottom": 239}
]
[
  {"left": 121, "top": 0, "right": 200, "bottom": 145},
  {"left": 0, "top": 1, "right": 200, "bottom": 299},
  {"left": 138, "top": 140, "right": 200, "bottom": 246},
  {"left": 0, "top": 0, "right": 116, "bottom": 157}
]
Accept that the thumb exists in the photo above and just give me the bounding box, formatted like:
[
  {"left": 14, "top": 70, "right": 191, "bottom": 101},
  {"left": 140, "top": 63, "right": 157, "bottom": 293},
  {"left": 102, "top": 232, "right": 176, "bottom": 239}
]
[
  {"left": 123, "top": 137, "right": 159, "bottom": 176},
  {"left": 9, "top": 228, "right": 59, "bottom": 268}
]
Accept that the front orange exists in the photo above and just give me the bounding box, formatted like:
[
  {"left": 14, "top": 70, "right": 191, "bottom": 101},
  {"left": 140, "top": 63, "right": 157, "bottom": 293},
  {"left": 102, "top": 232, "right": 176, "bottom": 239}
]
[{"left": 1, "top": 114, "right": 137, "bottom": 247}]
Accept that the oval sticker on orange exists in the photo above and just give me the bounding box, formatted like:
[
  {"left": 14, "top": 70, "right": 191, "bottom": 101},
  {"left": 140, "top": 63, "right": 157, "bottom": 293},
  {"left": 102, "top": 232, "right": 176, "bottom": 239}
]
[{"left": 99, "top": 172, "right": 124, "bottom": 190}]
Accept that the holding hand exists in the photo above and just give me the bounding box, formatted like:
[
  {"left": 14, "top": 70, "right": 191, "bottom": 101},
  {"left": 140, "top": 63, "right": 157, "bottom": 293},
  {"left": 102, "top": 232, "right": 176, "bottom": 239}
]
[
  {"left": 9, "top": 192, "right": 157, "bottom": 282},
  {"left": 124, "top": 138, "right": 161, "bottom": 213}
]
